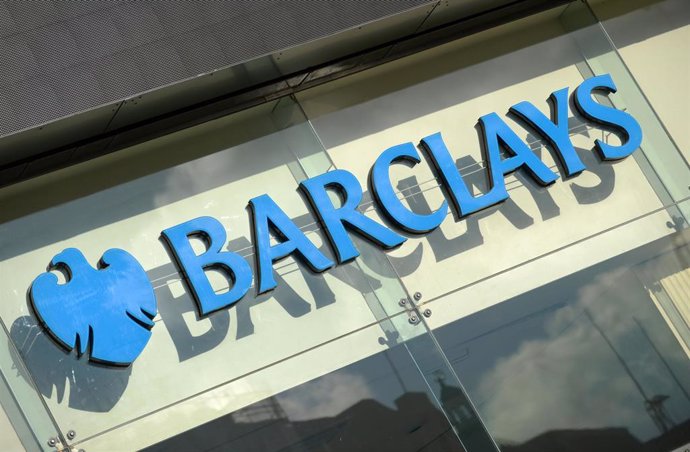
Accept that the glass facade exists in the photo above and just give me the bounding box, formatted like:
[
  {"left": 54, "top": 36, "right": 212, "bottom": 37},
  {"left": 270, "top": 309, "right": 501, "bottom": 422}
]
[{"left": 0, "top": 2, "right": 688, "bottom": 451}]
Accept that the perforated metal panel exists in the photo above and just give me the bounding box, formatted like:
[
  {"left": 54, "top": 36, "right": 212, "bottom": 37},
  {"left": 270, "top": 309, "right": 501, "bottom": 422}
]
[
  {"left": 0, "top": 0, "right": 431, "bottom": 138},
  {"left": 0, "top": 0, "right": 570, "bottom": 188}
]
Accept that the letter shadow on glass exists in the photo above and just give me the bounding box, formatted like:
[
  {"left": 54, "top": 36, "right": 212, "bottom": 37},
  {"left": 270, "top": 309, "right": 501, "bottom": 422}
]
[
  {"left": 149, "top": 261, "right": 230, "bottom": 363},
  {"left": 229, "top": 232, "right": 384, "bottom": 340}
]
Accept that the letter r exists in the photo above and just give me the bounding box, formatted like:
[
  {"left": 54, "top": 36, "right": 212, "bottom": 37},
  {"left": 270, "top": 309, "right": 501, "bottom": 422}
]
[
  {"left": 161, "top": 216, "right": 253, "bottom": 316},
  {"left": 300, "top": 169, "right": 406, "bottom": 263}
]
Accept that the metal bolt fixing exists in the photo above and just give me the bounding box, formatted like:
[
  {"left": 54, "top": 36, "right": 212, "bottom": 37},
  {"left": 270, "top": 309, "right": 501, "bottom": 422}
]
[
  {"left": 67, "top": 430, "right": 76, "bottom": 440},
  {"left": 414, "top": 292, "right": 422, "bottom": 301},
  {"left": 398, "top": 298, "right": 407, "bottom": 307},
  {"left": 423, "top": 308, "right": 432, "bottom": 318},
  {"left": 47, "top": 438, "right": 57, "bottom": 447},
  {"left": 409, "top": 315, "right": 418, "bottom": 324}
]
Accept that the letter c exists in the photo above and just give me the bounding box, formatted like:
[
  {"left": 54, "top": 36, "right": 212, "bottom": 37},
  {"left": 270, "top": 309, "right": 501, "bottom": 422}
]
[{"left": 370, "top": 142, "right": 448, "bottom": 233}]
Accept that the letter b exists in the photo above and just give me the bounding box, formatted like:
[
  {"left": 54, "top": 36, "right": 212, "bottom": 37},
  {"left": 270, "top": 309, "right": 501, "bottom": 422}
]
[{"left": 161, "top": 216, "right": 252, "bottom": 316}]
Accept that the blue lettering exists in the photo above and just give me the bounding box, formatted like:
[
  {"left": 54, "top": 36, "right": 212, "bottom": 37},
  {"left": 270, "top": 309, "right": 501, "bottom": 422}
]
[
  {"left": 573, "top": 73, "right": 643, "bottom": 160},
  {"left": 370, "top": 143, "right": 448, "bottom": 233},
  {"left": 479, "top": 112, "right": 559, "bottom": 200},
  {"left": 300, "top": 169, "right": 406, "bottom": 263},
  {"left": 510, "top": 87, "right": 586, "bottom": 177},
  {"left": 249, "top": 194, "right": 334, "bottom": 294},
  {"left": 161, "top": 216, "right": 252, "bottom": 315},
  {"left": 421, "top": 132, "right": 505, "bottom": 217}
]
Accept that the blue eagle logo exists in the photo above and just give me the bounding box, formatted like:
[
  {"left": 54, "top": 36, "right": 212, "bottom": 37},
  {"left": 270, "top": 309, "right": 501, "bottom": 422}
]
[{"left": 30, "top": 248, "right": 157, "bottom": 366}]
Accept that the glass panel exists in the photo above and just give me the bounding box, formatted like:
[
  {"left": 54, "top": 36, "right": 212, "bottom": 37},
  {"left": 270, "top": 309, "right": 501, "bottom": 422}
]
[
  {"left": 0, "top": 402, "right": 27, "bottom": 452},
  {"left": 297, "top": 6, "right": 690, "bottom": 450},
  {"left": 0, "top": 96, "right": 497, "bottom": 451},
  {"left": 561, "top": 1, "right": 690, "bottom": 221},
  {"left": 272, "top": 96, "right": 499, "bottom": 452},
  {"left": 0, "top": 98, "right": 415, "bottom": 448},
  {"left": 429, "top": 200, "right": 690, "bottom": 451},
  {"left": 134, "top": 318, "right": 466, "bottom": 452},
  {"left": 298, "top": 7, "right": 673, "bottom": 316},
  {"left": 0, "top": 319, "right": 62, "bottom": 451},
  {"left": 3, "top": 4, "right": 684, "bottom": 451}
]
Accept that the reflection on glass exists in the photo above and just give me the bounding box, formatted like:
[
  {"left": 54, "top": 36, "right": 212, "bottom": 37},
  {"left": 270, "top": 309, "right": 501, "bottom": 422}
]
[
  {"left": 434, "top": 230, "right": 690, "bottom": 452},
  {"left": 0, "top": 319, "right": 60, "bottom": 451},
  {"left": 143, "top": 342, "right": 467, "bottom": 452},
  {"left": 561, "top": 1, "right": 690, "bottom": 221},
  {"left": 0, "top": 96, "right": 421, "bottom": 443},
  {"left": 10, "top": 316, "right": 132, "bottom": 413}
]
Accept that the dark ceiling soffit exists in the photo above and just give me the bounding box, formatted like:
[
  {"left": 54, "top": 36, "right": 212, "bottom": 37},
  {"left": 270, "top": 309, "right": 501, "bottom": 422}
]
[{"left": 0, "top": 0, "right": 573, "bottom": 189}]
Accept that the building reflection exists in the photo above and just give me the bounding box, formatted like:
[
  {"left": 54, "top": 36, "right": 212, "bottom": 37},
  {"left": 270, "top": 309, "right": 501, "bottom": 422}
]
[
  {"left": 143, "top": 391, "right": 463, "bottom": 452},
  {"left": 143, "top": 381, "right": 690, "bottom": 452},
  {"left": 501, "top": 421, "right": 690, "bottom": 452}
]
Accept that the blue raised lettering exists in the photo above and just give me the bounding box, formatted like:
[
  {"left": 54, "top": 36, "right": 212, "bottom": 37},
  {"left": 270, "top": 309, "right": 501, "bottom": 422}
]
[
  {"left": 371, "top": 142, "right": 448, "bottom": 233},
  {"left": 249, "top": 194, "right": 334, "bottom": 294},
  {"left": 510, "top": 87, "right": 586, "bottom": 177},
  {"left": 421, "top": 132, "right": 505, "bottom": 217},
  {"left": 480, "top": 112, "right": 559, "bottom": 194},
  {"left": 161, "top": 216, "right": 252, "bottom": 315},
  {"left": 573, "top": 73, "right": 643, "bottom": 160},
  {"left": 300, "top": 169, "right": 406, "bottom": 263}
]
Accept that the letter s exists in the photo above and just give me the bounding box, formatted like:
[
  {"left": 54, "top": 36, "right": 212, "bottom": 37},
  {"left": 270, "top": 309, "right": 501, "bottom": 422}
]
[{"left": 573, "top": 73, "right": 643, "bottom": 160}]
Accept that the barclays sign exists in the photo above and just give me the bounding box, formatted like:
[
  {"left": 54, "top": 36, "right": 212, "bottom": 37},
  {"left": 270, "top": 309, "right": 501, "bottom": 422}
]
[{"left": 29, "top": 74, "right": 643, "bottom": 366}]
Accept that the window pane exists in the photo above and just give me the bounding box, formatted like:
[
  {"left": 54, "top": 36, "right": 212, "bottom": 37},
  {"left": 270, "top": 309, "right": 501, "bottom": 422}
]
[{"left": 434, "top": 227, "right": 690, "bottom": 451}]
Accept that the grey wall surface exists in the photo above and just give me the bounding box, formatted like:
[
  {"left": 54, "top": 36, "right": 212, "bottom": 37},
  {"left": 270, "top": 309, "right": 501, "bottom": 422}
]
[{"left": 0, "top": 0, "right": 431, "bottom": 138}]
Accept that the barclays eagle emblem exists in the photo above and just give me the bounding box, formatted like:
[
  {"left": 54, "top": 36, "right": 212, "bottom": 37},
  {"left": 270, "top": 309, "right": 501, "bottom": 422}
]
[{"left": 30, "top": 248, "right": 157, "bottom": 366}]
